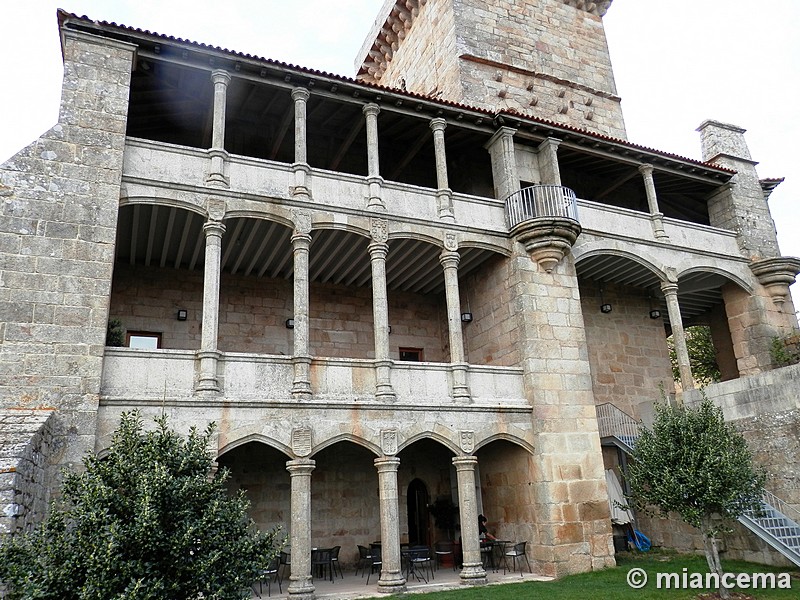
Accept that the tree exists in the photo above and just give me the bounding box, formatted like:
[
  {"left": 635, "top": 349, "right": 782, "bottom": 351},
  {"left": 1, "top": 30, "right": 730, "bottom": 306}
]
[
  {"left": 668, "top": 325, "right": 721, "bottom": 385},
  {"left": 0, "top": 412, "right": 279, "bottom": 600},
  {"left": 625, "top": 397, "right": 765, "bottom": 600}
]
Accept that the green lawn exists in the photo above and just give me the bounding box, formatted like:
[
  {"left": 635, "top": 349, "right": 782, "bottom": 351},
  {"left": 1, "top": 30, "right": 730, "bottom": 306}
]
[{"left": 368, "top": 550, "right": 798, "bottom": 599}]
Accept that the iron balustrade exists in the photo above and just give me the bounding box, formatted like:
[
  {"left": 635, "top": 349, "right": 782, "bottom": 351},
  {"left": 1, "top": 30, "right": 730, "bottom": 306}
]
[{"left": 505, "top": 185, "right": 579, "bottom": 229}]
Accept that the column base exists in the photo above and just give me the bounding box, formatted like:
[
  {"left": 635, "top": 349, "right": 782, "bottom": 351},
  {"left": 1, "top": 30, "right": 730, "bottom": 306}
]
[
  {"left": 459, "top": 562, "right": 487, "bottom": 585},
  {"left": 292, "top": 355, "right": 313, "bottom": 399},
  {"left": 367, "top": 196, "right": 386, "bottom": 211},
  {"left": 287, "top": 576, "right": 315, "bottom": 599},
  {"left": 451, "top": 363, "right": 471, "bottom": 402},
  {"left": 375, "top": 385, "right": 396, "bottom": 402},
  {"left": 195, "top": 380, "right": 221, "bottom": 394},
  {"left": 377, "top": 570, "right": 406, "bottom": 594}
]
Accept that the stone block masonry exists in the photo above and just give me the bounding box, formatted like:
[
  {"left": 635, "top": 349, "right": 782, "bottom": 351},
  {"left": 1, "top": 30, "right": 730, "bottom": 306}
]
[
  {"left": 0, "top": 30, "right": 136, "bottom": 469},
  {"left": 0, "top": 409, "right": 57, "bottom": 536}
]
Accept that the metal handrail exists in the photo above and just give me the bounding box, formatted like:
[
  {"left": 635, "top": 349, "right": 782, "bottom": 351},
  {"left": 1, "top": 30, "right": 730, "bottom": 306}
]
[
  {"left": 505, "top": 185, "right": 579, "bottom": 228},
  {"left": 596, "top": 402, "right": 641, "bottom": 445},
  {"left": 759, "top": 489, "right": 800, "bottom": 524}
]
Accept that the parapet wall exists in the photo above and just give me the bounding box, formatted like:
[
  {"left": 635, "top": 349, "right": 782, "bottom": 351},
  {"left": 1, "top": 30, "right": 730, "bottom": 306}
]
[{"left": 0, "top": 409, "right": 58, "bottom": 537}]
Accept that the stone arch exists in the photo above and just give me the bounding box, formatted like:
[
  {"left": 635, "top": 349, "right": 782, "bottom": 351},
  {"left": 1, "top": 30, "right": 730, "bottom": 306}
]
[
  {"left": 676, "top": 264, "right": 754, "bottom": 294},
  {"left": 458, "top": 239, "right": 513, "bottom": 257},
  {"left": 387, "top": 230, "right": 444, "bottom": 248},
  {"left": 217, "top": 433, "right": 293, "bottom": 459},
  {"left": 473, "top": 432, "right": 535, "bottom": 455},
  {"left": 310, "top": 219, "right": 371, "bottom": 240},
  {"left": 224, "top": 208, "right": 295, "bottom": 231},
  {"left": 398, "top": 430, "right": 460, "bottom": 455},
  {"left": 119, "top": 195, "right": 208, "bottom": 217},
  {"left": 574, "top": 246, "right": 666, "bottom": 282},
  {"left": 310, "top": 433, "right": 381, "bottom": 458}
]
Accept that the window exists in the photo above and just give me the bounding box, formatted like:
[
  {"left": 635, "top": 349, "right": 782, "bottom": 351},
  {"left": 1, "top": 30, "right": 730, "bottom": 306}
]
[
  {"left": 126, "top": 331, "right": 162, "bottom": 349},
  {"left": 399, "top": 347, "right": 424, "bottom": 362}
]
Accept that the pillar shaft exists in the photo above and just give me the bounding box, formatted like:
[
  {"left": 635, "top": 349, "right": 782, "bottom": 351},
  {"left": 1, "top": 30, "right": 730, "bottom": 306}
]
[
  {"left": 292, "top": 88, "right": 310, "bottom": 164},
  {"left": 430, "top": 118, "right": 449, "bottom": 190},
  {"left": 440, "top": 250, "right": 470, "bottom": 401},
  {"left": 453, "top": 456, "right": 487, "bottom": 585},
  {"left": 287, "top": 459, "right": 315, "bottom": 599},
  {"left": 292, "top": 232, "right": 312, "bottom": 398},
  {"left": 369, "top": 241, "right": 395, "bottom": 400},
  {"left": 485, "top": 127, "right": 519, "bottom": 200},
  {"left": 374, "top": 457, "right": 406, "bottom": 593},
  {"left": 197, "top": 220, "right": 225, "bottom": 392},
  {"left": 662, "top": 282, "right": 694, "bottom": 392},
  {"left": 639, "top": 164, "right": 668, "bottom": 239},
  {"left": 210, "top": 70, "right": 230, "bottom": 150},
  {"left": 537, "top": 137, "right": 562, "bottom": 186},
  {"left": 363, "top": 103, "right": 385, "bottom": 210}
]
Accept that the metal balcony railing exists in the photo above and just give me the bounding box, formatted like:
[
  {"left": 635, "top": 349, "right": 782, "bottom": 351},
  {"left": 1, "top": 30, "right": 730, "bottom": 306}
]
[{"left": 505, "top": 185, "right": 579, "bottom": 229}]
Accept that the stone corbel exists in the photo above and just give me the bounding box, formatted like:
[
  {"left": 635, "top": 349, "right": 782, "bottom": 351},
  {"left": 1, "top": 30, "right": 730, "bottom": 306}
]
[
  {"left": 750, "top": 257, "right": 800, "bottom": 306},
  {"left": 511, "top": 218, "right": 581, "bottom": 272}
]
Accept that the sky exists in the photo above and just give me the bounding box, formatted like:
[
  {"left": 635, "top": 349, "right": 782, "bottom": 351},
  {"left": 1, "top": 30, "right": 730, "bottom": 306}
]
[{"left": 0, "top": 0, "right": 798, "bottom": 305}]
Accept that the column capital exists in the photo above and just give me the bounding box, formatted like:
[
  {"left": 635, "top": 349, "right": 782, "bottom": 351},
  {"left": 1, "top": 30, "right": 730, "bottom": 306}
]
[
  {"left": 286, "top": 458, "right": 316, "bottom": 475},
  {"left": 210, "top": 69, "right": 231, "bottom": 86},
  {"left": 439, "top": 249, "right": 460, "bottom": 269},
  {"left": 660, "top": 281, "right": 678, "bottom": 295},
  {"left": 537, "top": 136, "right": 562, "bottom": 152},
  {"left": 638, "top": 163, "right": 654, "bottom": 177},
  {"left": 374, "top": 455, "right": 401, "bottom": 472},
  {"left": 291, "top": 231, "right": 312, "bottom": 248},
  {"left": 203, "top": 219, "right": 226, "bottom": 238},
  {"left": 430, "top": 117, "right": 447, "bottom": 133},
  {"left": 363, "top": 102, "right": 380, "bottom": 118},
  {"left": 368, "top": 240, "right": 389, "bottom": 260},
  {"left": 291, "top": 87, "right": 310, "bottom": 102},
  {"left": 452, "top": 455, "right": 478, "bottom": 470}
]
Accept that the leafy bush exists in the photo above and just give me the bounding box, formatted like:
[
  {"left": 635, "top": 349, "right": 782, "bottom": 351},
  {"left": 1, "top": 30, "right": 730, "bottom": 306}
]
[{"left": 0, "top": 412, "right": 280, "bottom": 599}]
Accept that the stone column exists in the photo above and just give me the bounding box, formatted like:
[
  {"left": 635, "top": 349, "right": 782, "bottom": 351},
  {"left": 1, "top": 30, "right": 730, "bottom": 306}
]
[
  {"left": 292, "top": 87, "right": 311, "bottom": 197},
  {"left": 661, "top": 281, "right": 694, "bottom": 392},
  {"left": 287, "top": 459, "right": 316, "bottom": 599},
  {"left": 485, "top": 127, "right": 519, "bottom": 201},
  {"left": 439, "top": 249, "right": 470, "bottom": 402},
  {"left": 430, "top": 118, "right": 454, "bottom": 221},
  {"left": 196, "top": 219, "right": 225, "bottom": 392},
  {"left": 206, "top": 69, "right": 230, "bottom": 187},
  {"left": 452, "top": 456, "right": 487, "bottom": 585},
  {"left": 364, "top": 103, "right": 385, "bottom": 210},
  {"left": 374, "top": 457, "right": 406, "bottom": 593},
  {"left": 369, "top": 221, "right": 395, "bottom": 401},
  {"left": 638, "top": 164, "right": 669, "bottom": 240},
  {"left": 291, "top": 224, "right": 313, "bottom": 398},
  {"left": 537, "top": 137, "right": 562, "bottom": 186}
]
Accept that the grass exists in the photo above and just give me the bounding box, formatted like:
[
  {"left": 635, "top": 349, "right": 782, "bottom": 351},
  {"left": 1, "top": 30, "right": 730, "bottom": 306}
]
[{"left": 366, "top": 550, "right": 799, "bottom": 599}]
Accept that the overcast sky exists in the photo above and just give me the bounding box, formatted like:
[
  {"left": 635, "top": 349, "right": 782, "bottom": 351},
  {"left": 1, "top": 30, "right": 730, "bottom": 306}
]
[{"left": 1, "top": 0, "right": 798, "bottom": 304}]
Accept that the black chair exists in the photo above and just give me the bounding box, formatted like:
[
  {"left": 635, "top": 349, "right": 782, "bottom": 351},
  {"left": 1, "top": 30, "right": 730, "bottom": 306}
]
[
  {"left": 356, "top": 544, "right": 372, "bottom": 577},
  {"left": 330, "top": 545, "right": 343, "bottom": 579},
  {"left": 434, "top": 540, "right": 455, "bottom": 571},
  {"left": 253, "top": 555, "right": 281, "bottom": 597},
  {"left": 366, "top": 545, "right": 382, "bottom": 585},
  {"left": 311, "top": 548, "right": 334, "bottom": 582},
  {"left": 503, "top": 541, "right": 532, "bottom": 575},
  {"left": 406, "top": 545, "right": 434, "bottom": 583},
  {"left": 278, "top": 550, "right": 291, "bottom": 581}
]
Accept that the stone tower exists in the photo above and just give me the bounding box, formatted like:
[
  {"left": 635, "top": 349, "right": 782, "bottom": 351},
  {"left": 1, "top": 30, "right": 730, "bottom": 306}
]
[{"left": 356, "top": 0, "right": 625, "bottom": 138}]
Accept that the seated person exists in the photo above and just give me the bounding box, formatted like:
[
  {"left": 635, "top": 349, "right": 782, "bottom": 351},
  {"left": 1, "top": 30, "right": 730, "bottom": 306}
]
[{"left": 478, "top": 514, "right": 497, "bottom": 541}]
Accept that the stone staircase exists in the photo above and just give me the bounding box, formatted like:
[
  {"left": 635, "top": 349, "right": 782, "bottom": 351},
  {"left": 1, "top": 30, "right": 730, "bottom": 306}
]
[{"left": 595, "top": 402, "right": 800, "bottom": 567}]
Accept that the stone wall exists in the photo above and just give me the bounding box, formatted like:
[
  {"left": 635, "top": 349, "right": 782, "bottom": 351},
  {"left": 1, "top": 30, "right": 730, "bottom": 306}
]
[
  {"left": 462, "top": 254, "right": 520, "bottom": 366},
  {"left": 580, "top": 279, "right": 675, "bottom": 420},
  {"left": 0, "top": 409, "right": 57, "bottom": 536},
  {"left": 109, "top": 262, "right": 449, "bottom": 361},
  {"left": 376, "top": 0, "right": 626, "bottom": 138},
  {"left": 0, "top": 31, "right": 136, "bottom": 468}
]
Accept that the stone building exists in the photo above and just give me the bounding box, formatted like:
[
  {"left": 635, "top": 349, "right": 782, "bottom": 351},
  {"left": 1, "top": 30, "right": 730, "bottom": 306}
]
[{"left": 1, "top": 0, "right": 799, "bottom": 595}]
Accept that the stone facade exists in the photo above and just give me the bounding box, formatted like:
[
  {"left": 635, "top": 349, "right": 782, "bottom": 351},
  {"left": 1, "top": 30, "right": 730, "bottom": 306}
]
[
  {"left": 0, "top": 4, "right": 799, "bottom": 596},
  {"left": 358, "top": 0, "right": 627, "bottom": 139}
]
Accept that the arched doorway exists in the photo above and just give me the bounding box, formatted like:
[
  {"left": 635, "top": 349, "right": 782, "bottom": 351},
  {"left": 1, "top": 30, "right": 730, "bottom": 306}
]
[{"left": 406, "top": 478, "right": 430, "bottom": 546}]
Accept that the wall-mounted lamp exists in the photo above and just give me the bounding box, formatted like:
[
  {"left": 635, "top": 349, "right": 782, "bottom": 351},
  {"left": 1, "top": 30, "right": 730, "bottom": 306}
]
[
  {"left": 461, "top": 312, "right": 473, "bottom": 323},
  {"left": 285, "top": 318, "right": 295, "bottom": 329},
  {"left": 599, "top": 283, "right": 612, "bottom": 314},
  {"left": 176, "top": 309, "right": 188, "bottom": 321},
  {"left": 648, "top": 294, "right": 662, "bottom": 319}
]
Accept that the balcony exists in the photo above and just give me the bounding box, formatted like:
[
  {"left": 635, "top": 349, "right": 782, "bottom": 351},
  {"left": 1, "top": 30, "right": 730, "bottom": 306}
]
[
  {"left": 505, "top": 185, "right": 581, "bottom": 272},
  {"left": 504, "top": 185, "right": 579, "bottom": 228}
]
